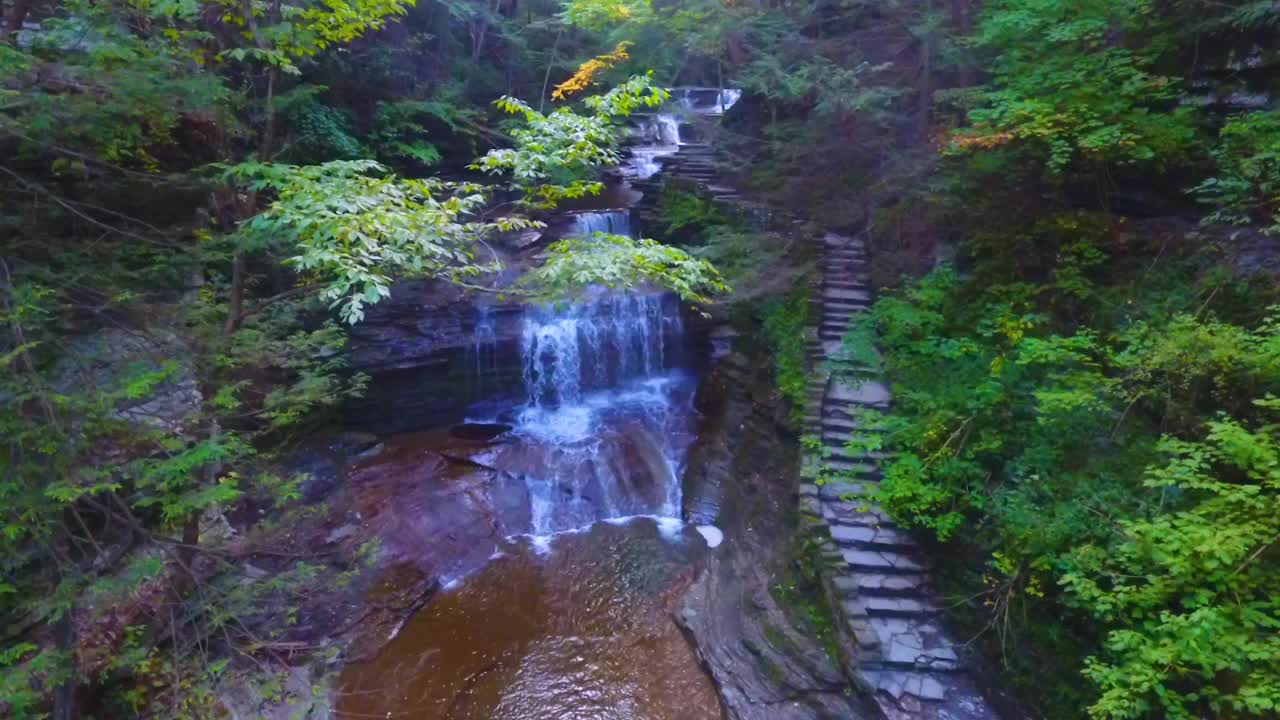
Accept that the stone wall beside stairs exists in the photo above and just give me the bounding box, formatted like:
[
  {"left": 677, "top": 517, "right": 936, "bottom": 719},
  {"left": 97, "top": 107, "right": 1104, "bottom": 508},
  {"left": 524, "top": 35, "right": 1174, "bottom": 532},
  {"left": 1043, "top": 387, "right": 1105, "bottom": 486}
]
[{"left": 800, "top": 232, "right": 1000, "bottom": 720}]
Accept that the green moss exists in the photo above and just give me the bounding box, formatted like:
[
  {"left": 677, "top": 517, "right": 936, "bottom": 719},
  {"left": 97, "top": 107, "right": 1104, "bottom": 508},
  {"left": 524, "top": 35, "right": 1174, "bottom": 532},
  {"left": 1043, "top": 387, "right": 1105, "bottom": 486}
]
[
  {"left": 761, "top": 291, "right": 812, "bottom": 424},
  {"left": 770, "top": 531, "right": 842, "bottom": 665}
]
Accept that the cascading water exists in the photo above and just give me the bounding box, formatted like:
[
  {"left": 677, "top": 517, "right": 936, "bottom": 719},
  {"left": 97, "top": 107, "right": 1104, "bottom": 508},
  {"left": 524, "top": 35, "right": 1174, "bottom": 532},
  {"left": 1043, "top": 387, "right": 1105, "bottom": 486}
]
[
  {"left": 337, "top": 92, "right": 743, "bottom": 720},
  {"left": 624, "top": 114, "right": 682, "bottom": 179},
  {"left": 674, "top": 87, "right": 742, "bottom": 115},
  {"left": 467, "top": 304, "right": 498, "bottom": 397},
  {"left": 570, "top": 210, "right": 632, "bottom": 237},
  {"left": 497, "top": 289, "right": 692, "bottom": 535}
]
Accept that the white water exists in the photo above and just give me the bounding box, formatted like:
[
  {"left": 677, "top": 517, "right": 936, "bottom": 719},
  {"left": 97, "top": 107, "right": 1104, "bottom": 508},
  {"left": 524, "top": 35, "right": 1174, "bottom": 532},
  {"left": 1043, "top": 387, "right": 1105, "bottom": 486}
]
[
  {"left": 624, "top": 88, "right": 741, "bottom": 178},
  {"left": 468, "top": 304, "right": 497, "bottom": 397},
  {"left": 675, "top": 87, "right": 742, "bottom": 115},
  {"left": 625, "top": 115, "right": 682, "bottom": 179},
  {"left": 500, "top": 284, "right": 694, "bottom": 535},
  {"left": 464, "top": 93, "right": 749, "bottom": 547},
  {"left": 570, "top": 210, "right": 632, "bottom": 237},
  {"left": 455, "top": 205, "right": 699, "bottom": 538}
]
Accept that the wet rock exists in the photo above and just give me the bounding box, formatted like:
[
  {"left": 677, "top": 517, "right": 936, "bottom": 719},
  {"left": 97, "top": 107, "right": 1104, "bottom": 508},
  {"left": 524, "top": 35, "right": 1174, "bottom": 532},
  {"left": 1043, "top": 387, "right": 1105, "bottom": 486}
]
[
  {"left": 342, "top": 280, "right": 527, "bottom": 434},
  {"left": 351, "top": 450, "right": 529, "bottom": 578},
  {"left": 678, "top": 349, "right": 876, "bottom": 720}
]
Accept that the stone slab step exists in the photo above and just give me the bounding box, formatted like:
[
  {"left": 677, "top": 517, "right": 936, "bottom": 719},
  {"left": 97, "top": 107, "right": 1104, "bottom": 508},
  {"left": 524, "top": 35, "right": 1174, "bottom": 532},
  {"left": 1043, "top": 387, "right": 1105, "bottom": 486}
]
[
  {"left": 823, "top": 288, "right": 873, "bottom": 302},
  {"left": 825, "top": 282, "right": 868, "bottom": 292},
  {"left": 842, "top": 548, "right": 924, "bottom": 574},
  {"left": 864, "top": 595, "right": 940, "bottom": 618},
  {"left": 822, "top": 402, "right": 885, "bottom": 419},
  {"left": 823, "top": 301, "right": 871, "bottom": 313},
  {"left": 822, "top": 500, "right": 893, "bottom": 527},
  {"left": 820, "top": 448, "right": 887, "bottom": 465},
  {"left": 847, "top": 572, "right": 929, "bottom": 597},
  {"left": 822, "top": 427, "right": 884, "bottom": 443},
  {"left": 823, "top": 233, "right": 863, "bottom": 248},
  {"left": 828, "top": 380, "right": 891, "bottom": 405},
  {"left": 821, "top": 311, "right": 860, "bottom": 321},
  {"left": 866, "top": 618, "right": 960, "bottom": 671},
  {"left": 829, "top": 524, "right": 917, "bottom": 551},
  {"left": 818, "top": 480, "right": 872, "bottom": 501},
  {"left": 821, "top": 459, "right": 879, "bottom": 475},
  {"left": 817, "top": 416, "right": 862, "bottom": 430},
  {"left": 859, "top": 669, "right": 950, "bottom": 701}
]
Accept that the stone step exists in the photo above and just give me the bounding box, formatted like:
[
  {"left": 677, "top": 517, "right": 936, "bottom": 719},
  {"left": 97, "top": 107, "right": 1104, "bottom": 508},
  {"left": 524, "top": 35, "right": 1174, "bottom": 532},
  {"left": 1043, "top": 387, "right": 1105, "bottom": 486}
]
[
  {"left": 864, "top": 595, "right": 940, "bottom": 618},
  {"left": 866, "top": 618, "right": 961, "bottom": 672},
  {"left": 823, "top": 288, "right": 872, "bottom": 302},
  {"left": 822, "top": 426, "right": 884, "bottom": 441},
  {"left": 823, "top": 398, "right": 891, "bottom": 412},
  {"left": 829, "top": 524, "right": 918, "bottom": 552},
  {"left": 825, "top": 283, "right": 869, "bottom": 293},
  {"left": 823, "top": 500, "right": 892, "bottom": 526},
  {"left": 821, "top": 448, "right": 888, "bottom": 464},
  {"left": 829, "top": 380, "right": 891, "bottom": 405},
  {"left": 860, "top": 668, "right": 954, "bottom": 701},
  {"left": 820, "top": 318, "right": 866, "bottom": 331},
  {"left": 857, "top": 572, "right": 930, "bottom": 598},
  {"left": 825, "top": 269, "right": 869, "bottom": 279},
  {"left": 822, "top": 306, "right": 862, "bottom": 316},
  {"left": 821, "top": 438, "right": 883, "bottom": 455},
  {"left": 822, "top": 402, "right": 885, "bottom": 419},
  {"left": 824, "top": 301, "right": 871, "bottom": 313},
  {"left": 821, "top": 459, "right": 879, "bottom": 475},
  {"left": 818, "top": 480, "right": 872, "bottom": 501},
  {"left": 823, "top": 234, "right": 862, "bottom": 248},
  {"left": 842, "top": 548, "right": 924, "bottom": 574},
  {"left": 843, "top": 595, "right": 939, "bottom": 621}
]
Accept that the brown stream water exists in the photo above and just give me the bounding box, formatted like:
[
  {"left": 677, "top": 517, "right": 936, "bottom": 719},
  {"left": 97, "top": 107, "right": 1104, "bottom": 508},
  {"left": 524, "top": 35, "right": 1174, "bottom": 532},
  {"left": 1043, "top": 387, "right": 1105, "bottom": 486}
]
[{"left": 334, "top": 519, "right": 722, "bottom": 719}]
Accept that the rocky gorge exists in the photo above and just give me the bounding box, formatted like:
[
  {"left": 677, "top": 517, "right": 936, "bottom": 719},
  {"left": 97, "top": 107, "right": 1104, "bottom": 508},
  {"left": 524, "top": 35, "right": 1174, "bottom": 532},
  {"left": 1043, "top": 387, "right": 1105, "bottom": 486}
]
[{"left": 219, "top": 87, "right": 1008, "bottom": 720}]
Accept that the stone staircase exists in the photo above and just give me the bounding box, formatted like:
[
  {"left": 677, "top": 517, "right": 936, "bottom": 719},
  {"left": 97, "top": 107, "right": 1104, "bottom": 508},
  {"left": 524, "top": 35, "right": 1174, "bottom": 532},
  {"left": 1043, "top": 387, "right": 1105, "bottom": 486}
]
[
  {"left": 799, "top": 233, "right": 999, "bottom": 720},
  {"left": 621, "top": 97, "right": 1003, "bottom": 720},
  {"left": 628, "top": 139, "right": 775, "bottom": 236}
]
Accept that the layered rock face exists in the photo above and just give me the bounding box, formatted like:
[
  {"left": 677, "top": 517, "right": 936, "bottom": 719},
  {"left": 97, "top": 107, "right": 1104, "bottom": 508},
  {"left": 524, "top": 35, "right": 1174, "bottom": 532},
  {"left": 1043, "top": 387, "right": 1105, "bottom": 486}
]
[
  {"left": 678, "top": 343, "right": 877, "bottom": 720},
  {"left": 343, "top": 279, "right": 527, "bottom": 434}
]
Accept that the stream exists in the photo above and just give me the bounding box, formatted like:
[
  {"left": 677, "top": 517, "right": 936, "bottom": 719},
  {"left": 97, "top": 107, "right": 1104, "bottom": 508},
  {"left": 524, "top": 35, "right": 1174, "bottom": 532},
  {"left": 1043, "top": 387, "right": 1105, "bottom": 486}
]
[{"left": 335, "top": 91, "right": 739, "bottom": 719}]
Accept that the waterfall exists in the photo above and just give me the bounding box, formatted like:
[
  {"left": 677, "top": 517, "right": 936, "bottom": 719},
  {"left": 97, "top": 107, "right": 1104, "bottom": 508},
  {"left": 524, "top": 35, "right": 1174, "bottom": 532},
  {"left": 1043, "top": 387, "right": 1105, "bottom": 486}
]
[
  {"left": 468, "top": 305, "right": 497, "bottom": 397},
  {"left": 634, "top": 114, "right": 682, "bottom": 145},
  {"left": 570, "top": 210, "right": 632, "bottom": 237},
  {"left": 497, "top": 288, "right": 690, "bottom": 534},
  {"left": 520, "top": 294, "right": 680, "bottom": 412},
  {"left": 713, "top": 89, "right": 742, "bottom": 114},
  {"left": 624, "top": 115, "right": 682, "bottom": 179},
  {"left": 654, "top": 114, "right": 682, "bottom": 144},
  {"left": 672, "top": 88, "right": 742, "bottom": 116}
]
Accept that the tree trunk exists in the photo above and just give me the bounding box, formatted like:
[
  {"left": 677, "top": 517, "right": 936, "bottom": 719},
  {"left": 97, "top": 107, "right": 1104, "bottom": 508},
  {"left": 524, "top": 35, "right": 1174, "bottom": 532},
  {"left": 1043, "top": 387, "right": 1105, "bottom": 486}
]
[
  {"left": 951, "top": 0, "right": 976, "bottom": 87},
  {"left": 50, "top": 614, "right": 79, "bottom": 720},
  {"left": 916, "top": 31, "right": 933, "bottom": 141},
  {"left": 223, "top": 250, "right": 245, "bottom": 334},
  {"left": 4, "top": 0, "right": 32, "bottom": 39}
]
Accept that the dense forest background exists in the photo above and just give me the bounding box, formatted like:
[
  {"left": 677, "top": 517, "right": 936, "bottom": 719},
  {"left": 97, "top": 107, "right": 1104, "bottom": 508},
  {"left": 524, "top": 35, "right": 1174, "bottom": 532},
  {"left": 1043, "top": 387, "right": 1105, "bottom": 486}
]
[{"left": 3, "top": 0, "right": 1279, "bottom": 718}]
